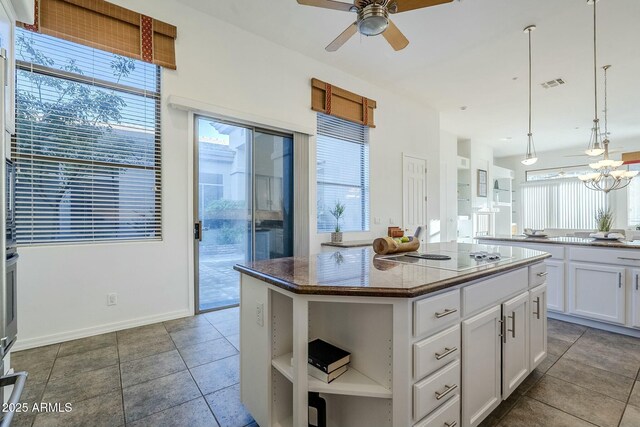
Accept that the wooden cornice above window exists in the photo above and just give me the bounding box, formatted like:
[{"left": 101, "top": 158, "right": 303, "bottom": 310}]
[
  {"left": 18, "top": 0, "right": 177, "bottom": 69},
  {"left": 311, "top": 78, "right": 376, "bottom": 128},
  {"left": 622, "top": 151, "right": 640, "bottom": 165}
]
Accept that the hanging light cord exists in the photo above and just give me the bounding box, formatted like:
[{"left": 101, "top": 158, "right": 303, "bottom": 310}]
[
  {"left": 528, "top": 28, "right": 532, "bottom": 136},
  {"left": 603, "top": 66, "right": 608, "bottom": 137},
  {"left": 593, "top": 0, "right": 598, "bottom": 122}
]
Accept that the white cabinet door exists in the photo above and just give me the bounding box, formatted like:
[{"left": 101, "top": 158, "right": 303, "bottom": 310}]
[
  {"left": 529, "top": 284, "right": 547, "bottom": 371},
  {"left": 568, "top": 262, "right": 626, "bottom": 324},
  {"left": 545, "top": 259, "right": 565, "bottom": 313},
  {"left": 462, "top": 305, "right": 501, "bottom": 427},
  {"left": 502, "top": 291, "right": 530, "bottom": 399},
  {"left": 632, "top": 269, "right": 640, "bottom": 328},
  {"left": 0, "top": 0, "right": 13, "bottom": 136}
]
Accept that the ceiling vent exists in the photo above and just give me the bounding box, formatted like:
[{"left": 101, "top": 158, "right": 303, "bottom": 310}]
[{"left": 541, "top": 78, "right": 566, "bottom": 89}]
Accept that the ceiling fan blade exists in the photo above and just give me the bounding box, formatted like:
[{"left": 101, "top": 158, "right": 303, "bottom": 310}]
[
  {"left": 382, "top": 20, "right": 409, "bottom": 51},
  {"left": 297, "top": 0, "right": 354, "bottom": 12},
  {"left": 392, "top": 0, "right": 453, "bottom": 13},
  {"left": 325, "top": 22, "right": 358, "bottom": 51}
]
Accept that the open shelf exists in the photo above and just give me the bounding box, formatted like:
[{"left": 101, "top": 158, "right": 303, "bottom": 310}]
[
  {"left": 273, "top": 416, "right": 292, "bottom": 427},
  {"left": 272, "top": 353, "right": 392, "bottom": 399}
]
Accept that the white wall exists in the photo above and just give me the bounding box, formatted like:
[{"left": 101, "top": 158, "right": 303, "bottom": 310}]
[
  {"left": 440, "top": 131, "right": 458, "bottom": 242},
  {"left": 495, "top": 138, "right": 640, "bottom": 233},
  {"left": 16, "top": 0, "right": 441, "bottom": 348}
]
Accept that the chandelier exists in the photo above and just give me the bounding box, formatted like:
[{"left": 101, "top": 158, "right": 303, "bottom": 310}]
[
  {"left": 578, "top": 0, "right": 637, "bottom": 192},
  {"left": 579, "top": 65, "right": 638, "bottom": 192}
]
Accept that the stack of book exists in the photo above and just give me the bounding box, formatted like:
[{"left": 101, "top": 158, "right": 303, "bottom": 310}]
[{"left": 308, "top": 339, "right": 350, "bottom": 383}]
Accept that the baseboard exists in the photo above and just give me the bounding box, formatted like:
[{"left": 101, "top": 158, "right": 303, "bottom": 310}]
[
  {"left": 11, "top": 309, "right": 194, "bottom": 352},
  {"left": 548, "top": 312, "right": 640, "bottom": 338}
]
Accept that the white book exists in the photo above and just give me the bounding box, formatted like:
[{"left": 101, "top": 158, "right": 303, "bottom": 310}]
[{"left": 308, "top": 363, "right": 348, "bottom": 383}]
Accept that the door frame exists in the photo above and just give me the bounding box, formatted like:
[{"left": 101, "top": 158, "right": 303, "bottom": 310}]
[
  {"left": 402, "top": 154, "right": 428, "bottom": 245},
  {"left": 193, "top": 114, "right": 294, "bottom": 314}
]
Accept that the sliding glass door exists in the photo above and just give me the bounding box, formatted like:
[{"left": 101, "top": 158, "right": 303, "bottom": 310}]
[{"left": 195, "top": 116, "right": 293, "bottom": 312}]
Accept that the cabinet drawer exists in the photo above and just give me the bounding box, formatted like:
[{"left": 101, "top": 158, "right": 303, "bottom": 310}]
[
  {"left": 413, "top": 360, "right": 460, "bottom": 421},
  {"left": 414, "top": 325, "right": 460, "bottom": 381},
  {"left": 414, "top": 290, "right": 460, "bottom": 338},
  {"left": 463, "top": 268, "right": 528, "bottom": 316},
  {"left": 529, "top": 262, "right": 547, "bottom": 287},
  {"left": 414, "top": 394, "right": 460, "bottom": 427},
  {"left": 569, "top": 247, "right": 640, "bottom": 266}
]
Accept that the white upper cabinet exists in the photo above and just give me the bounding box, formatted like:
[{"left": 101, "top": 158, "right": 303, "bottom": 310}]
[
  {"left": 0, "top": 0, "right": 14, "bottom": 135},
  {"left": 568, "top": 262, "right": 626, "bottom": 325}
]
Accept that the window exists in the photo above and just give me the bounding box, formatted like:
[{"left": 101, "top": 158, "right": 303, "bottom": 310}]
[
  {"left": 316, "top": 113, "right": 369, "bottom": 232},
  {"left": 13, "top": 28, "right": 161, "bottom": 244},
  {"left": 521, "top": 176, "right": 608, "bottom": 230},
  {"left": 628, "top": 164, "right": 640, "bottom": 227}
]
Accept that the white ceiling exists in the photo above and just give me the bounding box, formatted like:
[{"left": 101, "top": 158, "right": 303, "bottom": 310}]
[{"left": 176, "top": 0, "right": 640, "bottom": 157}]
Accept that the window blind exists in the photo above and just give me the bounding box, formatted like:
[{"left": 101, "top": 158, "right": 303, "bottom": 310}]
[
  {"left": 521, "top": 178, "right": 608, "bottom": 230},
  {"left": 12, "top": 28, "right": 161, "bottom": 244},
  {"left": 316, "top": 113, "right": 369, "bottom": 233}
]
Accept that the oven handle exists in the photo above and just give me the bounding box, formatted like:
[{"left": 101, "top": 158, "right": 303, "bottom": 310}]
[
  {"left": 6, "top": 254, "right": 18, "bottom": 266},
  {"left": 0, "top": 371, "right": 28, "bottom": 427}
]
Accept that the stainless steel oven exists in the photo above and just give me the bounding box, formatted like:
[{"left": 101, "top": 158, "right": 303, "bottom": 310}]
[
  {"left": 5, "top": 159, "right": 14, "bottom": 252},
  {"left": 2, "top": 252, "right": 17, "bottom": 357}
]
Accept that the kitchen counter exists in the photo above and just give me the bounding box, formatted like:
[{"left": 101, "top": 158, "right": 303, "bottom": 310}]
[
  {"left": 479, "top": 235, "right": 640, "bottom": 249},
  {"left": 234, "top": 241, "right": 549, "bottom": 298}
]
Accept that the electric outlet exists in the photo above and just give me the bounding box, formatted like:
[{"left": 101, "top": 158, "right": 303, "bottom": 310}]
[
  {"left": 107, "top": 293, "right": 117, "bottom": 306},
  {"left": 256, "top": 302, "right": 264, "bottom": 327}
]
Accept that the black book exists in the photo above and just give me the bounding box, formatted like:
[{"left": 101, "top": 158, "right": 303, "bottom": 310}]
[{"left": 308, "top": 339, "right": 350, "bottom": 373}]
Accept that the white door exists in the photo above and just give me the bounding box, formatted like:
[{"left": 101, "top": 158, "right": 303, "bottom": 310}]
[
  {"left": 462, "top": 305, "right": 501, "bottom": 427},
  {"left": 502, "top": 291, "right": 530, "bottom": 399},
  {"left": 632, "top": 269, "right": 640, "bottom": 328},
  {"left": 545, "top": 259, "right": 565, "bottom": 313},
  {"left": 568, "top": 262, "right": 626, "bottom": 324},
  {"left": 403, "top": 155, "right": 427, "bottom": 243},
  {"left": 529, "top": 284, "right": 547, "bottom": 371}
]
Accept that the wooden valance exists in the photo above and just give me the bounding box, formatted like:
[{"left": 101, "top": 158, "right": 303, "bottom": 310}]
[
  {"left": 18, "top": 0, "right": 177, "bottom": 69},
  {"left": 622, "top": 151, "right": 640, "bottom": 165},
  {"left": 311, "top": 78, "right": 376, "bottom": 128}
]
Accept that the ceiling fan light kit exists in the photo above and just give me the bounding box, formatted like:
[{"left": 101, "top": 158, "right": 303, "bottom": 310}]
[
  {"left": 578, "top": 1, "right": 636, "bottom": 193},
  {"left": 521, "top": 25, "right": 538, "bottom": 166},
  {"left": 297, "top": 0, "right": 453, "bottom": 51}
]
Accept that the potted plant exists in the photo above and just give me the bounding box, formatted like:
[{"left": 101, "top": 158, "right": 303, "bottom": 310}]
[
  {"left": 595, "top": 208, "right": 614, "bottom": 232},
  {"left": 329, "top": 201, "right": 346, "bottom": 243}
]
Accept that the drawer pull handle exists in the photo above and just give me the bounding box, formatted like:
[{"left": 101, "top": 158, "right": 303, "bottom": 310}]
[
  {"left": 435, "top": 346, "right": 458, "bottom": 360},
  {"left": 533, "top": 296, "right": 541, "bottom": 320},
  {"left": 537, "top": 271, "right": 548, "bottom": 277},
  {"left": 507, "top": 312, "right": 516, "bottom": 338},
  {"left": 498, "top": 317, "right": 506, "bottom": 343},
  {"left": 435, "top": 308, "right": 458, "bottom": 319},
  {"left": 636, "top": 274, "right": 639, "bottom": 291},
  {"left": 444, "top": 422, "right": 457, "bottom": 427},
  {"left": 618, "top": 257, "right": 640, "bottom": 261},
  {"left": 435, "top": 384, "right": 458, "bottom": 400},
  {"left": 619, "top": 272, "right": 623, "bottom": 289}
]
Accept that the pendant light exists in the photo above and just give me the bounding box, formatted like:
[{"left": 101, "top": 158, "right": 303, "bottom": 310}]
[
  {"left": 584, "top": 0, "right": 605, "bottom": 157},
  {"left": 578, "top": 65, "right": 639, "bottom": 192},
  {"left": 521, "top": 25, "right": 538, "bottom": 166}
]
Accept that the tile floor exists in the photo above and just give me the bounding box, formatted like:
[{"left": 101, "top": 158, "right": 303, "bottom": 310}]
[
  {"left": 10, "top": 307, "right": 254, "bottom": 427},
  {"left": 482, "top": 318, "right": 640, "bottom": 427},
  {"left": 9, "top": 311, "right": 640, "bottom": 427}
]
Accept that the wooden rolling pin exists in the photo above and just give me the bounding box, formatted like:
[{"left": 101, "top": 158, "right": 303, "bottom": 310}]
[{"left": 373, "top": 236, "right": 420, "bottom": 255}]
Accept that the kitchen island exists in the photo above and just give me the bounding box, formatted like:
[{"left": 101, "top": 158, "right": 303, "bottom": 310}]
[
  {"left": 478, "top": 236, "right": 640, "bottom": 337},
  {"left": 234, "top": 242, "right": 550, "bottom": 427}
]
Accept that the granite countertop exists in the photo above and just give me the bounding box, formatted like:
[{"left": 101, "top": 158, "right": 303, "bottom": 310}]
[
  {"left": 320, "top": 239, "right": 373, "bottom": 248},
  {"left": 478, "top": 235, "right": 640, "bottom": 250},
  {"left": 234, "top": 242, "right": 550, "bottom": 298}
]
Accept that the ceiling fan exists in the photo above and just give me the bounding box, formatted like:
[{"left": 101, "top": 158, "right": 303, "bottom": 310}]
[{"left": 297, "top": 0, "right": 454, "bottom": 52}]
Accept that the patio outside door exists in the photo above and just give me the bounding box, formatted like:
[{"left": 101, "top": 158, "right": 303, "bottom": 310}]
[{"left": 194, "top": 116, "right": 293, "bottom": 312}]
